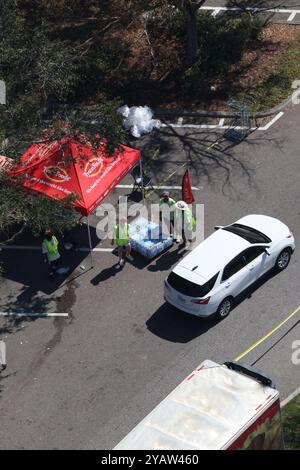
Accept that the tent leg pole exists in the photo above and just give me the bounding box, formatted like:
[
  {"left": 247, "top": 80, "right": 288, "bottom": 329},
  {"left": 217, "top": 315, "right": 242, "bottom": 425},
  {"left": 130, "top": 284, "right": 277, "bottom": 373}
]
[
  {"left": 139, "top": 158, "right": 144, "bottom": 205},
  {"left": 87, "top": 217, "right": 94, "bottom": 268}
]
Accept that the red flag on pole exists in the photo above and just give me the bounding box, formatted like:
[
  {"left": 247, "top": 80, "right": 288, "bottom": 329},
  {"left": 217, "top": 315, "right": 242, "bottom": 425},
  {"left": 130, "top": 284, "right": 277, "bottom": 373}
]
[{"left": 182, "top": 169, "right": 195, "bottom": 204}]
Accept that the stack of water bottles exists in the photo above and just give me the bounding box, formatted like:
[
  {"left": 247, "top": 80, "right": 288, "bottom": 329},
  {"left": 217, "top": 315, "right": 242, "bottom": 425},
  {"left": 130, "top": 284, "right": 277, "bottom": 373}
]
[{"left": 129, "top": 216, "right": 173, "bottom": 259}]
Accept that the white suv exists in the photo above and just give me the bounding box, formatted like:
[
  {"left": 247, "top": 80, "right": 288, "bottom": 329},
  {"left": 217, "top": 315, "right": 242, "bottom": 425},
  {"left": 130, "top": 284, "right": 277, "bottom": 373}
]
[{"left": 164, "top": 214, "right": 295, "bottom": 320}]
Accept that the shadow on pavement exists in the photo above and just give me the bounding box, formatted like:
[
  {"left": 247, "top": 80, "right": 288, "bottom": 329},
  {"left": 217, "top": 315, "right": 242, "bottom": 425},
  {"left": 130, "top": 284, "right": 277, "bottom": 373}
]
[
  {"left": 146, "top": 302, "right": 218, "bottom": 343},
  {"left": 147, "top": 267, "right": 284, "bottom": 343},
  {"left": 0, "top": 246, "right": 88, "bottom": 297},
  {"left": 90, "top": 263, "right": 120, "bottom": 285},
  {"left": 0, "top": 224, "right": 99, "bottom": 299},
  {"left": 129, "top": 253, "right": 154, "bottom": 270},
  {"left": 147, "top": 245, "right": 188, "bottom": 272},
  {"left": 127, "top": 190, "right": 143, "bottom": 203},
  {"left": 141, "top": 126, "right": 256, "bottom": 200},
  {"left": 128, "top": 246, "right": 183, "bottom": 271},
  {"left": 0, "top": 285, "right": 54, "bottom": 335},
  {"left": 0, "top": 371, "right": 17, "bottom": 398}
]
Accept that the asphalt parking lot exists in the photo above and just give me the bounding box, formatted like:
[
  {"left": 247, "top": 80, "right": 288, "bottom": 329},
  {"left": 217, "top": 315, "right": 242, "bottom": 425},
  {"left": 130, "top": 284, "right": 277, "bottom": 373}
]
[{"left": 0, "top": 103, "right": 299, "bottom": 449}]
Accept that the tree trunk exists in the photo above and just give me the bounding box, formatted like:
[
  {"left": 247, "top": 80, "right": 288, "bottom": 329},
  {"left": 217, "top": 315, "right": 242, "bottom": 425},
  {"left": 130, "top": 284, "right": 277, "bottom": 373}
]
[{"left": 185, "top": 7, "right": 198, "bottom": 67}]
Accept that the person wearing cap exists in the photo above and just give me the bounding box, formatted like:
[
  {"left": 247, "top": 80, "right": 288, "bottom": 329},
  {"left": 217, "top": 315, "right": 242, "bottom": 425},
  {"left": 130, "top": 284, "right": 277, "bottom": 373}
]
[
  {"left": 174, "top": 200, "right": 196, "bottom": 245},
  {"left": 159, "top": 191, "right": 176, "bottom": 236},
  {"left": 111, "top": 216, "right": 132, "bottom": 268},
  {"left": 42, "top": 229, "right": 61, "bottom": 277}
]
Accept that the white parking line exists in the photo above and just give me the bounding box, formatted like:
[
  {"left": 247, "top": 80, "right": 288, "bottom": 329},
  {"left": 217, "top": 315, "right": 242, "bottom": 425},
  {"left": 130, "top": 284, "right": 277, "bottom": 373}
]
[
  {"left": 212, "top": 7, "right": 221, "bottom": 17},
  {"left": 259, "top": 111, "right": 284, "bottom": 130},
  {"left": 153, "top": 185, "right": 201, "bottom": 190},
  {"left": 0, "top": 312, "right": 69, "bottom": 317},
  {"left": 200, "top": 6, "right": 300, "bottom": 24},
  {"left": 287, "top": 11, "right": 297, "bottom": 22},
  {"left": 161, "top": 111, "right": 284, "bottom": 131},
  {"left": 116, "top": 184, "right": 200, "bottom": 190},
  {"left": 201, "top": 6, "right": 300, "bottom": 15},
  {"left": 0, "top": 245, "right": 114, "bottom": 252},
  {"left": 162, "top": 123, "right": 256, "bottom": 130},
  {"left": 161, "top": 123, "right": 223, "bottom": 129},
  {"left": 79, "top": 247, "right": 113, "bottom": 252},
  {"left": 281, "top": 386, "right": 300, "bottom": 407}
]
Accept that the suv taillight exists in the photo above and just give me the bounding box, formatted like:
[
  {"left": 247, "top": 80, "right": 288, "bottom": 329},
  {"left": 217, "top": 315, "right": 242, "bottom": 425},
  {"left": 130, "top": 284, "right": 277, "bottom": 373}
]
[{"left": 191, "top": 297, "right": 210, "bottom": 305}]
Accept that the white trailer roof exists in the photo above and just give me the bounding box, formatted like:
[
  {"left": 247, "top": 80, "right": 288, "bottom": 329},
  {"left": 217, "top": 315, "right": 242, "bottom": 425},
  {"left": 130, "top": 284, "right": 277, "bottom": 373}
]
[{"left": 115, "top": 360, "right": 278, "bottom": 450}]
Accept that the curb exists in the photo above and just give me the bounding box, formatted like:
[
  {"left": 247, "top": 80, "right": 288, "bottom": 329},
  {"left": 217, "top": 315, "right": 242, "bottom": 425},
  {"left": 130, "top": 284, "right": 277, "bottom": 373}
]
[
  {"left": 154, "top": 87, "right": 300, "bottom": 120},
  {"left": 281, "top": 387, "right": 300, "bottom": 407}
]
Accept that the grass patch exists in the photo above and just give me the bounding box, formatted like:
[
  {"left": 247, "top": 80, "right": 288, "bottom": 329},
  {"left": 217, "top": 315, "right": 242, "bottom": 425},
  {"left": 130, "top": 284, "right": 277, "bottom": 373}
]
[
  {"left": 251, "top": 33, "right": 300, "bottom": 111},
  {"left": 282, "top": 393, "right": 300, "bottom": 450}
]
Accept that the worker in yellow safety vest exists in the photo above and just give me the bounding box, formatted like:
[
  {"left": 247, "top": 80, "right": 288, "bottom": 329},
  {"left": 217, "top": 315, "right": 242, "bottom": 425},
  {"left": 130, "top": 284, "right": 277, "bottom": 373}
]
[
  {"left": 42, "top": 229, "right": 61, "bottom": 277},
  {"left": 111, "top": 216, "right": 133, "bottom": 268},
  {"left": 174, "top": 200, "right": 196, "bottom": 246},
  {"left": 159, "top": 191, "right": 176, "bottom": 236}
]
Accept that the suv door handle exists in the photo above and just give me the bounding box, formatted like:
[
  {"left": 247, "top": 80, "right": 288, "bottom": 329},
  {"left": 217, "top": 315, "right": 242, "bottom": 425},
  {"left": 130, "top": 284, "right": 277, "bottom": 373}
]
[
  {"left": 225, "top": 281, "right": 231, "bottom": 287},
  {"left": 249, "top": 264, "right": 255, "bottom": 271}
]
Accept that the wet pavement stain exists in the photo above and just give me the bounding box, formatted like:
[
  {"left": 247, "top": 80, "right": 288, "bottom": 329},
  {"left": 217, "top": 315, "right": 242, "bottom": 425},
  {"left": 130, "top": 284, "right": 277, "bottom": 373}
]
[
  {"left": 44, "top": 279, "right": 77, "bottom": 351},
  {"left": 20, "top": 280, "right": 78, "bottom": 387}
]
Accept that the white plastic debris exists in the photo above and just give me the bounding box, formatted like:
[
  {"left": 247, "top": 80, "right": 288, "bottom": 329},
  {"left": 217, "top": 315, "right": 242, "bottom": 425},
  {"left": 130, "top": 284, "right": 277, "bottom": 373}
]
[
  {"left": 117, "top": 105, "right": 130, "bottom": 118},
  {"left": 117, "top": 105, "right": 161, "bottom": 138},
  {"left": 64, "top": 242, "right": 74, "bottom": 250}
]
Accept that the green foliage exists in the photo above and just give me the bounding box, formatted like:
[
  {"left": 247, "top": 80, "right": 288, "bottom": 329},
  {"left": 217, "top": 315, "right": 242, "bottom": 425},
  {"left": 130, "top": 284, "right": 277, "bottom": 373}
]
[
  {"left": 0, "top": 0, "right": 128, "bottom": 245},
  {"left": 0, "top": 101, "right": 125, "bottom": 244},
  {"left": 251, "top": 74, "right": 291, "bottom": 109},
  {"left": 66, "top": 101, "right": 126, "bottom": 157},
  {"left": 239, "top": 13, "right": 270, "bottom": 43},
  {"left": 182, "top": 12, "right": 266, "bottom": 98},
  {"left": 282, "top": 393, "right": 300, "bottom": 450},
  {"left": 0, "top": 0, "right": 293, "bottom": 246},
  {"left": 147, "top": 4, "right": 185, "bottom": 40},
  {"left": 250, "top": 32, "right": 300, "bottom": 111},
  {"left": 0, "top": 175, "right": 79, "bottom": 243}
]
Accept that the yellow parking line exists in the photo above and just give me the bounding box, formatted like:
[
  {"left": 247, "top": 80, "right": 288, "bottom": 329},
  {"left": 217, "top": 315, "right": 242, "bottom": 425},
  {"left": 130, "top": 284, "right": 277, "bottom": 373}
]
[
  {"left": 206, "top": 137, "right": 225, "bottom": 151},
  {"left": 145, "top": 162, "right": 187, "bottom": 199},
  {"left": 234, "top": 304, "right": 300, "bottom": 362},
  {"left": 206, "top": 141, "right": 219, "bottom": 151}
]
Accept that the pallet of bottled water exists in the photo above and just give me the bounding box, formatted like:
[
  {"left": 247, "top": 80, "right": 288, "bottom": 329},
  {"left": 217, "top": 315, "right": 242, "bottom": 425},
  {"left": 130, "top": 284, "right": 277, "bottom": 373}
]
[{"left": 129, "top": 216, "right": 173, "bottom": 259}]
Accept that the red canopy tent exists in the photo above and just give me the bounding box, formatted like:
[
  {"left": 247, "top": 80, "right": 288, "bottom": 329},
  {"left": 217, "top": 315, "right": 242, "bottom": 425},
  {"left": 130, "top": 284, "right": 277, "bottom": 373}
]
[
  {"left": 10, "top": 138, "right": 142, "bottom": 265},
  {"left": 11, "top": 138, "right": 141, "bottom": 216}
]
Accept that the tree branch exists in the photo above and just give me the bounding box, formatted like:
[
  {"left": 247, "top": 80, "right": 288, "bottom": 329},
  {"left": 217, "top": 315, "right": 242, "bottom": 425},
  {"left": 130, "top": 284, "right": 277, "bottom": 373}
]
[
  {"left": 76, "top": 18, "right": 121, "bottom": 54},
  {"left": 0, "top": 222, "right": 27, "bottom": 246}
]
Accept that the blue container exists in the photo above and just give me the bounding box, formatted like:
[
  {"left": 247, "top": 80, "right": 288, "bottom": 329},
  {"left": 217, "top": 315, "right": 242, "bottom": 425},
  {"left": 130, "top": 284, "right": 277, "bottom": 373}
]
[{"left": 130, "top": 216, "right": 173, "bottom": 259}]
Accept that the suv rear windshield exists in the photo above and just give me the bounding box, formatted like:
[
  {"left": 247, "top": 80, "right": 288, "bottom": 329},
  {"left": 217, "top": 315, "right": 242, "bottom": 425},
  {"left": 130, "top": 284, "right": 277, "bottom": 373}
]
[
  {"left": 222, "top": 223, "right": 271, "bottom": 244},
  {"left": 167, "top": 272, "right": 219, "bottom": 297}
]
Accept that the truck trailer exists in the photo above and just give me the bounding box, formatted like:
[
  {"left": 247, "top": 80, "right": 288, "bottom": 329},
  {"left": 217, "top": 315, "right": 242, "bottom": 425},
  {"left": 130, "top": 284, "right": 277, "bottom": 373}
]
[{"left": 114, "top": 360, "right": 283, "bottom": 450}]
